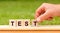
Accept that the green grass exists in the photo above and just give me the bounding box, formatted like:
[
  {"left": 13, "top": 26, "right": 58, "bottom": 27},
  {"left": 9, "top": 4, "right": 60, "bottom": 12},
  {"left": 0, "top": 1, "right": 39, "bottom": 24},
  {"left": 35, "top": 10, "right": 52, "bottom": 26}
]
[{"left": 0, "top": 0, "right": 60, "bottom": 25}]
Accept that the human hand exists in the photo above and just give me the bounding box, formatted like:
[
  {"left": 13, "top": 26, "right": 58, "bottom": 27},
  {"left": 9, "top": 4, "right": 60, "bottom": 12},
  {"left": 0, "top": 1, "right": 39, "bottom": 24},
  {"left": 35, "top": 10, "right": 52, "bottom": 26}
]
[{"left": 35, "top": 3, "right": 60, "bottom": 22}]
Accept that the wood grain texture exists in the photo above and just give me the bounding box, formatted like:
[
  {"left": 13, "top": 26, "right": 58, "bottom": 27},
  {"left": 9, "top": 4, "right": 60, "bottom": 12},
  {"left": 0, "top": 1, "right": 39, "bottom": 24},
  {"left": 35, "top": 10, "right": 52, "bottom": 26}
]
[{"left": 0, "top": 30, "right": 60, "bottom": 33}]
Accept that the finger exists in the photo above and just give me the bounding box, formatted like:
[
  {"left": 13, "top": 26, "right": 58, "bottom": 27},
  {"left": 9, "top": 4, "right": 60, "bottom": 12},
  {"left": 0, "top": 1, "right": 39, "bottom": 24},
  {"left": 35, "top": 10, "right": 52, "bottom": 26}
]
[
  {"left": 35, "top": 5, "right": 45, "bottom": 19},
  {"left": 46, "top": 17, "right": 53, "bottom": 20},
  {"left": 36, "top": 11, "right": 51, "bottom": 22}
]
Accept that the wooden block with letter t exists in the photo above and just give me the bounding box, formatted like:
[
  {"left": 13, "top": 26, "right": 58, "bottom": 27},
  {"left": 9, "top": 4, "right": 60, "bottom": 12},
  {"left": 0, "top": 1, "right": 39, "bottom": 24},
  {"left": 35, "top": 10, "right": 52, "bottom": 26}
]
[
  {"left": 31, "top": 19, "right": 39, "bottom": 27},
  {"left": 9, "top": 19, "right": 16, "bottom": 27}
]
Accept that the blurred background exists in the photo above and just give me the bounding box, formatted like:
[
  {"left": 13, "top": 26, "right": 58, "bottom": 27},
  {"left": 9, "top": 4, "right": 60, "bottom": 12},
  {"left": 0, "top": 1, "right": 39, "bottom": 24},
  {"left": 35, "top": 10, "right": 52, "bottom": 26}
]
[{"left": 0, "top": 0, "right": 60, "bottom": 25}]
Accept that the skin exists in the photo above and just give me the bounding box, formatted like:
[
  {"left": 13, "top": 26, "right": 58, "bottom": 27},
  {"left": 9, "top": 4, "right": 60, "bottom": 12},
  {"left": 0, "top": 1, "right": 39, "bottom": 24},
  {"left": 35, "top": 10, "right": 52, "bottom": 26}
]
[{"left": 35, "top": 3, "right": 60, "bottom": 22}]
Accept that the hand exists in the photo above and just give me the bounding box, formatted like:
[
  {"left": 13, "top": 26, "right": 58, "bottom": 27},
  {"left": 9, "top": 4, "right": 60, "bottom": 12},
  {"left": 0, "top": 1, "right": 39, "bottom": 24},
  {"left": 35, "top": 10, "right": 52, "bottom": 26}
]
[{"left": 35, "top": 3, "right": 60, "bottom": 22}]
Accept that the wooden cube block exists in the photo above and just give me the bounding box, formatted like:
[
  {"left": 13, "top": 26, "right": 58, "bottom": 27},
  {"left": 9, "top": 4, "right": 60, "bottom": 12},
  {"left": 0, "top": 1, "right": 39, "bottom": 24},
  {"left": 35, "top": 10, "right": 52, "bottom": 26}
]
[
  {"left": 23, "top": 19, "right": 30, "bottom": 26},
  {"left": 16, "top": 19, "right": 23, "bottom": 27},
  {"left": 9, "top": 19, "right": 16, "bottom": 27},
  {"left": 31, "top": 19, "right": 38, "bottom": 27}
]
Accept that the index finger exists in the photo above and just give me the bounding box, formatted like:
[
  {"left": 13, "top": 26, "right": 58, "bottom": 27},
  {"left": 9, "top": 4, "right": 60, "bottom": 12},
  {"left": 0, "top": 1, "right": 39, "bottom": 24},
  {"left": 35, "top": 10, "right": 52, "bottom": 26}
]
[{"left": 35, "top": 6, "right": 45, "bottom": 19}]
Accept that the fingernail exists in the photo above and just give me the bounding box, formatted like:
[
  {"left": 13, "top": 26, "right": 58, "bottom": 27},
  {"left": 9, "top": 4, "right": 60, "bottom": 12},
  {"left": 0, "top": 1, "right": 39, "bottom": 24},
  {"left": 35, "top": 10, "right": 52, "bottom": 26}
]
[{"left": 36, "top": 18, "right": 41, "bottom": 22}]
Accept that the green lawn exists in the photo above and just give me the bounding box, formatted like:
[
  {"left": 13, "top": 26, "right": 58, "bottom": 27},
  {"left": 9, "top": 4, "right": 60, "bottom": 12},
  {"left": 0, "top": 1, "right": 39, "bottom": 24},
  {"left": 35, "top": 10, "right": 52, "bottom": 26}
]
[{"left": 0, "top": 0, "right": 60, "bottom": 25}]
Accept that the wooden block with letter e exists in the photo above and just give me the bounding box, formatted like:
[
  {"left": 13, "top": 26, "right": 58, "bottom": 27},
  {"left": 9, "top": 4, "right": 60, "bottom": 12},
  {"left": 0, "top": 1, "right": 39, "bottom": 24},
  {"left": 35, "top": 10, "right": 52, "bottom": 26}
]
[{"left": 16, "top": 19, "right": 23, "bottom": 27}]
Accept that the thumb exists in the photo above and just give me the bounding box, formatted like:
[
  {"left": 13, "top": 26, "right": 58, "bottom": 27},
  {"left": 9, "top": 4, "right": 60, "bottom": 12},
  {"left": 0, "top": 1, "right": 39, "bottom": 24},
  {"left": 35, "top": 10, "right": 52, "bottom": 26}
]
[{"left": 36, "top": 11, "right": 51, "bottom": 22}]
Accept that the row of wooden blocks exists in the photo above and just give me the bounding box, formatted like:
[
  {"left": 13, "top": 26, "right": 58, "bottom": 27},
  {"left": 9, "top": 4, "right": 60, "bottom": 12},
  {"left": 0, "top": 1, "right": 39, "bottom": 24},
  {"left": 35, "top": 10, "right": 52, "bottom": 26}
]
[{"left": 9, "top": 19, "right": 39, "bottom": 27}]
